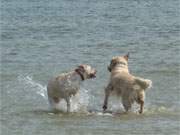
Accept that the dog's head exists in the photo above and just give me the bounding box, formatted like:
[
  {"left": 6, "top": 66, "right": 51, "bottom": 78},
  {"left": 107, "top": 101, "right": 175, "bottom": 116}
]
[
  {"left": 108, "top": 53, "right": 129, "bottom": 72},
  {"left": 75, "top": 64, "right": 96, "bottom": 80}
]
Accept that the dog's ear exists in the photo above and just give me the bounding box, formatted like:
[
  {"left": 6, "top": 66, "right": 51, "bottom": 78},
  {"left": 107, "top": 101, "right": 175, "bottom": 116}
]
[
  {"left": 108, "top": 59, "right": 116, "bottom": 72},
  {"left": 76, "top": 65, "right": 85, "bottom": 72},
  {"left": 75, "top": 65, "right": 84, "bottom": 73},
  {"left": 108, "top": 66, "right": 111, "bottom": 72},
  {"left": 111, "top": 58, "right": 117, "bottom": 64},
  {"left": 124, "top": 52, "right": 129, "bottom": 61}
]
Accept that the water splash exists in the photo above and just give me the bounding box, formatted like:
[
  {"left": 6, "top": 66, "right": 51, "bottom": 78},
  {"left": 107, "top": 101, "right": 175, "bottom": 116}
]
[
  {"left": 18, "top": 75, "right": 90, "bottom": 113},
  {"left": 17, "top": 75, "right": 179, "bottom": 116},
  {"left": 18, "top": 75, "right": 47, "bottom": 99},
  {"left": 52, "top": 89, "right": 90, "bottom": 113}
]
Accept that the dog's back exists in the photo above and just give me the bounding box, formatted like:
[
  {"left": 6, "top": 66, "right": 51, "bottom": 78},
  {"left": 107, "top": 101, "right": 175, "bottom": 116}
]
[
  {"left": 110, "top": 71, "right": 134, "bottom": 96},
  {"left": 47, "top": 72, "right": 80, "bottom": 99},
  {"left": 103, "top": 54, "right": 152, "bottom": 113}
]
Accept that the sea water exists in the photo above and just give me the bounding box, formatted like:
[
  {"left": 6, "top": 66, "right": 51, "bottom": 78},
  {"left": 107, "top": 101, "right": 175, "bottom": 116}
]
[{"left": 1, "top": 0, "right": 180, "bottom": 134}]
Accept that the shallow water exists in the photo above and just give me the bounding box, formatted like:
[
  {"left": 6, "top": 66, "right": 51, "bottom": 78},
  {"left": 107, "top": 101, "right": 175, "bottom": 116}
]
[{"left": 1, "top": 0, "right": 180, "bottom": 135}]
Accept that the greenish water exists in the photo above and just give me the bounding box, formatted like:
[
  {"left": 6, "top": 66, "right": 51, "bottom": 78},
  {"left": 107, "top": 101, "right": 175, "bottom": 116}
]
[{"left": 1, "top": 0, "right": 180, "bottom": 135}]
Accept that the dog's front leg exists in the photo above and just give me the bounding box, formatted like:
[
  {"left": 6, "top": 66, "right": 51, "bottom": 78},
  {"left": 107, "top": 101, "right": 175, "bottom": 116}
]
[
  {"left": 103, "top": 84, "right": 113, "bottom": 111},
  {"left": 103, "top": 92, "right": 109, "bottom": 111},
  {"left": 65, "top": 97, "right": 71, "bottom": 113}
]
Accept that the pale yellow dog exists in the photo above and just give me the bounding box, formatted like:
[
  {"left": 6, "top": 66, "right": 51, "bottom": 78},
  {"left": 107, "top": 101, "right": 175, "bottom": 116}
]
[
  {"left": 47, "top": 64, "right": 96, "bottom": 112},
  {"left": 103, "top": 53, "right": 152, "bottom": 113}
]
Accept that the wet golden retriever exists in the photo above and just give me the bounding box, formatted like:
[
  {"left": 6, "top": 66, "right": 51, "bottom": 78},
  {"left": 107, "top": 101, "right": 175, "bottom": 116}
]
[{"left": 103, "top": 53, "right": 152, "bottom": 113}]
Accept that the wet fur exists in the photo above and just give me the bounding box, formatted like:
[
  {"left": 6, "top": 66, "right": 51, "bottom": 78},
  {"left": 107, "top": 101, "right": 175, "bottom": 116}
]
[
  {"left": 103, "top": 54, "right": 152, "bottom": 113},
  {"left": 47, "top": 64, "right": 96, "bottom": 112}
]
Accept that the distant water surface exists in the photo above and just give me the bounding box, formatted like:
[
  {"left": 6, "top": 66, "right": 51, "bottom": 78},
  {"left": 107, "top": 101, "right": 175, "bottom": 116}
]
[{"left": 1, "top": 0, "right": 180, "bottom": 135}]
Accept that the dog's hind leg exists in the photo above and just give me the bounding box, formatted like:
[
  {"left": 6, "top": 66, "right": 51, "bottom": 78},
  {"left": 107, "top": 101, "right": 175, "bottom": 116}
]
[
  {"left": 136, "top": 91, "right": 145, "bottom": 114},
  {"left": 48, "top": 97, "right": 62, "bottom": 111},
  {"left": 122, "top": 97, "right": 132, "bottom": 113},
  {"left": 65, "top": 97, "right": 71, "bottom": 113}
]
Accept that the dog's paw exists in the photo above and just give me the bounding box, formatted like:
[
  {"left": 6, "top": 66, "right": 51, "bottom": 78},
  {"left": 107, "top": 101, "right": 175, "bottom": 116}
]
[
  {"left": 103, "top": 105, "right": 107, "bottom": 111},
  {"left": 138, "top": 110, "right": 143, "bottom": 114}
]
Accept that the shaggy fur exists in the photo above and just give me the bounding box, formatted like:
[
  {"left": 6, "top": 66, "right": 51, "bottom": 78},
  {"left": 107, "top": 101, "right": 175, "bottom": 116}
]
[
  {"left": 47, "top": 64, "right": 96, "bottom": 112},
  {"left": 103, "top": 53, "right": 152, "bottom": 113}
]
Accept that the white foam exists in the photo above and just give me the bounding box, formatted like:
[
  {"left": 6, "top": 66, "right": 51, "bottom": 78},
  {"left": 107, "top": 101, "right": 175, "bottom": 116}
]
[{"left": 96, "top": 112, "right": 113, "bottom": 116}]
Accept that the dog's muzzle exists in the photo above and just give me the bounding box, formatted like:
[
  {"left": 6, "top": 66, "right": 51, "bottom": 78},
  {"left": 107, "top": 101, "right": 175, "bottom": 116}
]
[
  {"left": 89, "top": 70, "right": 96, "bottom": 78},
  {"left": 89, "top": 73, "right": 96, "bottom": 78}
]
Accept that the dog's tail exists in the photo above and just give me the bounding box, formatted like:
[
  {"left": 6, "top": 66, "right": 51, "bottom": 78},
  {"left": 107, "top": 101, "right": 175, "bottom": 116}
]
[{"left": 134, "top": 77, "right": 152, "bottom": 90}]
